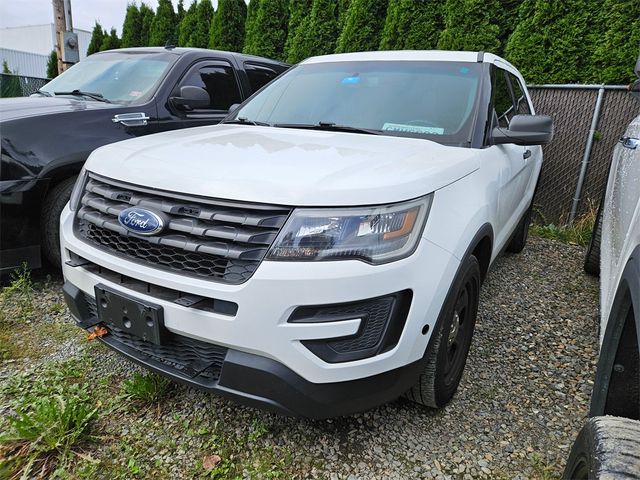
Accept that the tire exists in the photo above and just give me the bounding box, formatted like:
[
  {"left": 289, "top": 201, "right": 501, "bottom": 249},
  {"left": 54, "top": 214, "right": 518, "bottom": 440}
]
[
  {"left": 563, "top": 416, "right": 640, "bottom": 479},
  {"left": 40, "top": 176, "right": 77, "bottom": 268},
  {"left": 506, "top": 202, "right": 533, "bottom": 254},
  {"left": 405, "top": 255, "right": 481, "bottom": 408},
  {"left": 584, "top": 197, "right": 604, "bottom": 276}
]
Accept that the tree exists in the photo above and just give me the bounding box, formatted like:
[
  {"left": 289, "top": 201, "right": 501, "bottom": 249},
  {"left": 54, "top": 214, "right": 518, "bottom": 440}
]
[
  {"left": 139, "top": 3, "right": 155, "bottom": 46},
  {"left": 149, "top": 0, "right": 176, "bottom": 46},
  {"left": 504, "top": 0, "right": 598, "bottom": 83},
  {"left": 438, "top": 0, "right": 501, "bottom": 53},
  {"left": 590, "top": 0, "right": 640, "bottom": 83},
  {"left": 284, "top": 0, "right": 312, "bottom": 62},
  {"left": 337, "top": 0, "right": 350, "bottom": 33},
  {"left": 243, "top": 0, "right": 289, "bottom": 60},
  {"left": 86, "top": 21, "right": 106, "bottom": 55},
  {"left": 47, "top": 50, "right": 59, "bottom": 78},
  {"left": 335, "top": 0, "right": 388, "bottom": 53},
  {"left": 100, "top": 27, "right": 121, "bottom": 51},
  {"left": 288, "top": 0, "right": 338, "bottom": 62},
  {"left": 243, "top": 0, "right": 260, "bottom": 54},
  {"left": 379, "top": 0, "right": 444, "bottom": 50},
  {"left": 1, "top": 61, "right": 22, "bottom": 97},
  {"left": 121, "top": 3, "right": 142, "bottom": 47},
  {"left": 178, "top": 0, "right": 197, "bottom": 46},
  {"left": 188, "top": 0, "right": 214, "bottom": 48},
  {"left": 210, "top": 0, "right": 247, "bottom": 51}
]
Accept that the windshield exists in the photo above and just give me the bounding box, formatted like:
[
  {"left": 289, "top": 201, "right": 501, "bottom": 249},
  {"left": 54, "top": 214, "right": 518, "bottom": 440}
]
[
  {"left": 232, "top": 61, "right": 482, "bottom": 145},
  {"left": 40, "top": 51, "right": 175, "bottom": 104}
]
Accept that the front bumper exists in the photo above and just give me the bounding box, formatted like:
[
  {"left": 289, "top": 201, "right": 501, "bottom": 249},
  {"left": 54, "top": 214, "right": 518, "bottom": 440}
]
[{"left": 61, "top": 202, "right": 461, "bottom": 414}]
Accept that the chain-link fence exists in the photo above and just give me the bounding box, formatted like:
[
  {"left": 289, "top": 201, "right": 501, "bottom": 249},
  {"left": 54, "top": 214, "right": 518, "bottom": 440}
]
[
  {"left": 0, "top": 73, "right": 49, "bottom": 98},
  {"left": 529, "top": 85, "right": 639, "bottom": 224}
]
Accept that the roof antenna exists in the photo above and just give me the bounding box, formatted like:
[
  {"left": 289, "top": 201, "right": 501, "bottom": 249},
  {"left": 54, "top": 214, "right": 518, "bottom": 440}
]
[{"left": 165, "top": 40, "right": 176, "bottom": 50}]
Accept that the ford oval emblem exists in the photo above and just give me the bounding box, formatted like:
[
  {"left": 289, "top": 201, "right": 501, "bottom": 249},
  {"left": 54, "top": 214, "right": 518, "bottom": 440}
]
[{"left": 118, "top": 207, "right": 165, "bottom": 235}]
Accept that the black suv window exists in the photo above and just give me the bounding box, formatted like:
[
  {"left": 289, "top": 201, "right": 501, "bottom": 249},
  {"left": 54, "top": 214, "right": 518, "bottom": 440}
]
[
  {"left": 177, "top": 61, "right": 241, "bottom": 111},
  {"left": 507, "top": 72, "right": 531, "bottom": 115},
  {"left": 491, "top": 67, "right": 514, "bottom": 128},
  {"left": 245, "top": 63, "right": 279, "bottom": 92}
]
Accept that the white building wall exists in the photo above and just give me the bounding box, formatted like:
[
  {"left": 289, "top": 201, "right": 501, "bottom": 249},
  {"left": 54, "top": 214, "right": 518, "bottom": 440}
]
[{"left": 0, "top": 48, "right": 48, "bottom": 77}]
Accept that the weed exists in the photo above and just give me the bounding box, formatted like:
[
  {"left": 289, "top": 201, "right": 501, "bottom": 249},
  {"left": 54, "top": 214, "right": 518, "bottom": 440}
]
[
  {"left": 0, "top": 263, "right": 35, "bottom": 322},
  {"left": 122, "top": 372, "right": 171, "bottom": 403},
  {"left": 529, "top": 203, "right": 597, "bottom": 247},
  {"left": 529, "top": 452, "right": 558, "bottom": 480},
  {"left": 0, "top": 368, "right": 98, "bottom": 478}
]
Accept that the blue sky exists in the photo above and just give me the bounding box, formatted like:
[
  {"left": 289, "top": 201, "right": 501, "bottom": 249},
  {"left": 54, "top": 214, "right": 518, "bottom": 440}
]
[{"left": 0, "top": 0, "right": 221, "bottom": 34}]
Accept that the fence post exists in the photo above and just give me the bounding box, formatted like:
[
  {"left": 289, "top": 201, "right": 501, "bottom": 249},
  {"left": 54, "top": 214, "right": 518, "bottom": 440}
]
[{"left": 569, "top": 85, "right": 605, "bottom": 223}]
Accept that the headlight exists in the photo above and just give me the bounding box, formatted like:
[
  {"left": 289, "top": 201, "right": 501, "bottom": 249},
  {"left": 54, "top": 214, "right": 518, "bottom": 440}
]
[
  {"left": 68, "top": 168, "right": 88, "bottom": 212},
  {"left": 266, "top": 195, "right": 433, "bottom": 264}
]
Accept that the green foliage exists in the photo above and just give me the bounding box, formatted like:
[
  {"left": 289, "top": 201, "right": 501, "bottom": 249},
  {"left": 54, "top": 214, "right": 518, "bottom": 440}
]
[
  {"left": 335, "top": 0, "right": 388, "bottom": 53},
  {"left": 243, "top": 0, "right": 260, "bottom": 53},
  {"left": 100, "top": 27, "right": 121, "bottom": 51},
  {"left": 122, "top": 372, "right": 171, "bottom": 403},
  {"left": 0, "top": 361, "right": 98, "bottom": 479},
  {"left": 504, "top": 0, "right": 598, "bottom": 83},
  {"left": 438, "top": 0, "right": 500, "bottom": 52},
  {"left": 0, "top": 263, "right": 35, "bottom": 322},
  {"left": 337, "top": 0, "right": 350, "bottom": 32},
  {"left": 188, "top": 0, "right": 214, "bottom": 48},
  {"left": 210, "top": 0, "right": 247, "bottom": 51},
  {"left": 86, "top": 21, "right": 106, "bottom": 55},
  {"left": 288, "top": 0, "right": 338, "bottom": 62},
  {"left": 139, "top": 2, "right": 155, "bottom": 46},
  {"left": 379, "top": 0, "right": 444, "bottom": 50},
  {"left": 590, "top": 0, "right": 640, "bottom": 84},
  {"left": 284, "top": 0, "right": 312, "bottom": 62},
  {"left": 243, "top": 0, "right": 289, "bottom": 60},
  {"left": 178, "top": 0, "right": 198, "bottom": 46},
  {"left": 47, "top": 50, "right": 59, "bottom": 78},
  {"left": 149, "top": 0, "right": 176, "bottom": 46},
  {"left": 121, "top": 3, "right": 142, "bottom": 47}
]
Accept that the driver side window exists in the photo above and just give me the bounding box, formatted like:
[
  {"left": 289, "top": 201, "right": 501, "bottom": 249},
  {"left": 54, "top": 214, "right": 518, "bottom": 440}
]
[{"left": 176, "top": 61, "right": 241, "bottom": 112}]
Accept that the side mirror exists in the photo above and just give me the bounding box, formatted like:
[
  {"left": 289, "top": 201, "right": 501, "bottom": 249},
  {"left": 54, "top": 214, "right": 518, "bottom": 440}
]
[
  {"left": 630, "top": 79, "right": 640, "bottom": 101},
  {"left": 170, "top": 86, "right": 209, "bottom": 110},
  {"left": 492, "top": 114, "right": 554, "bottom": 146},
  {"left": 228, "top": 103, "right": 241, "bottom": 114}
]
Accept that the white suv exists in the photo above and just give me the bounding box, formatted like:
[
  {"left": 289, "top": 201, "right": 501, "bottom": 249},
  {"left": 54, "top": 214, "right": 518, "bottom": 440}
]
[{"left": 60, "top": 51, "right": 552, "bottom": 418}]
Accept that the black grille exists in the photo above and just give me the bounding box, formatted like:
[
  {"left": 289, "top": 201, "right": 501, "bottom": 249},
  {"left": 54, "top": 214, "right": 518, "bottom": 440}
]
[
  {"left": 75, "top": 175, "right": 291, "bottom": 284},
  {"left": 84, "top": 294, "right": 227, "bottom": 380}
]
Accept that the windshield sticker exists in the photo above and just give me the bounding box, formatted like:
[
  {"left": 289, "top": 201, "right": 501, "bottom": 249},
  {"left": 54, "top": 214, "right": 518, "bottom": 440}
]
[
  {"left": 341, "top": 75, "right": 360, "bottom": 85},
  {"left": 382, "top": 123, "right": 445, "bottom": 135}
]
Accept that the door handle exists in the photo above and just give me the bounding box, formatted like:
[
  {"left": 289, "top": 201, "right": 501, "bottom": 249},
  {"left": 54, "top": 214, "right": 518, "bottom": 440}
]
[
  {"left": 112, "top": 112, "right": 150, "bottom": 127},
  {"left": 523, "top": 149, "right": 532, "bottom": 160}
]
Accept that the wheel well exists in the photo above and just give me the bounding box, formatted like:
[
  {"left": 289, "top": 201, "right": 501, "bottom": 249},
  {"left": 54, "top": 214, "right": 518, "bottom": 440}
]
[
  {"left": 471, "top": 236, "right": 492, "bottom": 283},
  {"left": 604, "top": 295, "right": 639, "bottom": 420}
]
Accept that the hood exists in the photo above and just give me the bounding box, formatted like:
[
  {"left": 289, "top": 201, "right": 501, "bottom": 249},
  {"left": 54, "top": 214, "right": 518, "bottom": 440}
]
[
  {"left": 0, "top": 96, "right": 115, "bottom": 122},
  {"left": 86, "top": 124, "right": 480, "bottom": 206}
]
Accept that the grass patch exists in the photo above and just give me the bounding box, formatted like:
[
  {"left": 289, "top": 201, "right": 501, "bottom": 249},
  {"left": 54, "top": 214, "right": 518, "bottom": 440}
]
[
  {"left": 122, "top": 372, "right": 171, "bottom": 404},
  {"left": 0, "top": 359, "right": 99, "bottom": 479},
  {"left": 529, "top": 204, "right": 597, "bottom": 247},
  {"left": 528, "top": 452, "right": 559, "bottom": 480},
  {"left": 0, "top": 263, "right": 35, "bottom": 323}
]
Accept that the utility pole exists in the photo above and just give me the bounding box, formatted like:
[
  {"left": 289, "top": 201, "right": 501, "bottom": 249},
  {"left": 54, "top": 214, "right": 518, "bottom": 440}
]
[{"left": 52, "top": 0, "right": 79, "bottom": 74}]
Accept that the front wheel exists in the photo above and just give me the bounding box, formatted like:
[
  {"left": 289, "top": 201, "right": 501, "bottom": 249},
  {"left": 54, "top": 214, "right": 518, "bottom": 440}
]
[
  {"left": 40, "top": 176, "right": 77, "bottom": 268},
  {"left": 405, "top": 255, "right": 481, "bottom": 408}
]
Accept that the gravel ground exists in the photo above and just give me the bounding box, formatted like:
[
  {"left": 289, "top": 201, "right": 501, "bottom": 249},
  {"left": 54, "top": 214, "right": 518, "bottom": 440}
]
[{"left": 0, "top": 236, "right": 599, "bottom": 479}]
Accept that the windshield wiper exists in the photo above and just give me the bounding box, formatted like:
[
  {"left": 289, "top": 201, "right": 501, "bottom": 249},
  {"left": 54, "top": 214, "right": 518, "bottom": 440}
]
[
  {"left": 54, "top": 90, "right": 111, "bottom": 103},
  {"left": 222, "top": 117, "right": 271, "bottom": 126},
  {"left": 273, "top": 121, "right": 380, "bottom": 135},
  {"left": 34, "top": 89, "right": 52, "bottom": 97}
]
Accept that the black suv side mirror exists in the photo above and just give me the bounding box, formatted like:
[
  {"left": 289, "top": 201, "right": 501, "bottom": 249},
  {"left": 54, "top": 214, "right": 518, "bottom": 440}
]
[
  {"left": 492, "top": 114, "right": 554, "bottom": 146},
  {"left": 170, "top": 86, "right": 210, "bottom": 110}
]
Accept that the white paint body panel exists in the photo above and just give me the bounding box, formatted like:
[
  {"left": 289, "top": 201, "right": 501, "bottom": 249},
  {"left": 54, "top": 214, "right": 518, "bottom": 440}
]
[{"left": 61, "top": 51, "right": 544, "bottom": 384}]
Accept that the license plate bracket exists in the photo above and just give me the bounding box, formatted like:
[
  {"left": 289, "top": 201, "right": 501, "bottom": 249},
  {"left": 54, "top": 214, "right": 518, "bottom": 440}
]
[{"left": 94, "top": 284, "right": 165, "bottom": 345}]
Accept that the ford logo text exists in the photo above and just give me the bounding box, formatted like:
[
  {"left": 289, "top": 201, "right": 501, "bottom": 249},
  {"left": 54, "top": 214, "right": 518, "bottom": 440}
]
[{"left": 118, "top": 207, "right": 165, "bottom": 235}]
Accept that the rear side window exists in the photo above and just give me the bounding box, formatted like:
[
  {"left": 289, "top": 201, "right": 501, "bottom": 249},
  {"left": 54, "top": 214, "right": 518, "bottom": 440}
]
[
  {"left": 177, "top": 61, "right": 241, "bottom": 111},
  {"left": 508, "top": 72, "right": 531, "bottom": 115},
  {"left": 491, "top": 67, "right": 514, "bottom": 128},
  {"left": 245, "top": 63, "right": 279, "bottom": 92}
]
